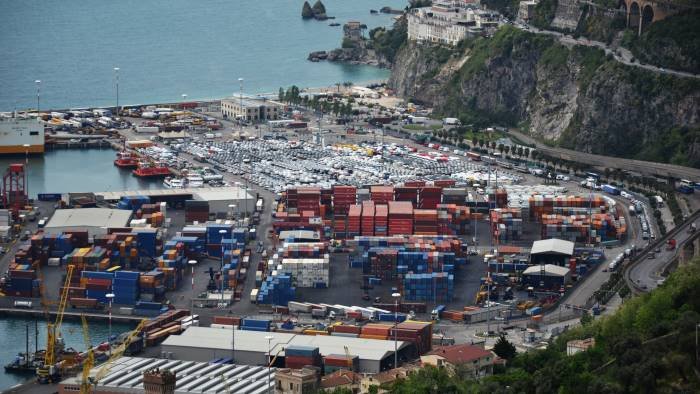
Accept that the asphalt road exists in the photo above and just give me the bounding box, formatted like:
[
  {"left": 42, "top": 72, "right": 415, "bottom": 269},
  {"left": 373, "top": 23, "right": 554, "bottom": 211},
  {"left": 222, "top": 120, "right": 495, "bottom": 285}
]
[
  {"left": 513, "top": 22, "right": 700, "bottom": 80},
  {"left": 628, "top": 215, "right": 700, "bottom": 291},
  {"left": 508, "top": 129, "right": 700, "bottom": 180}
]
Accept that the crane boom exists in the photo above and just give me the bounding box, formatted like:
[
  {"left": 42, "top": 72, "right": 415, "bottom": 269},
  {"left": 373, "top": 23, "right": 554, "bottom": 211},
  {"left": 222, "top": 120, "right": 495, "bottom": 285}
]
[
  {"left": 80, "top": 315, "right": 94, "bottom": 394},
  {"left": 37, "top": 264, "right": 74, "bottom": 383},
  {"left": 91, "top": 319, "right": 147, "bottom": 386}
]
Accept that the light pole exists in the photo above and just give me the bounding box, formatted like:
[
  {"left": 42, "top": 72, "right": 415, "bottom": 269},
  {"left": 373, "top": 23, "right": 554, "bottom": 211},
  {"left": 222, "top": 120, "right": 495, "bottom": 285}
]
[
  {"left": 228, "top": 204, "right": 236, "bottom": 222},
  {"left": 113, "top": 67, "right": 120, "bottom": 117},
  {"left": 189, "top": 260, "right": 197, "bottom": 312},
  {"left": 392, "top": 292, "right": 401, "bottom": 369},
  {"left": 238, "top": 78, "right": 244, "bottom": 126},
  {"left": 265, "top": 335, "right": 274, "bottom": 394},
  {"left": 106, "top": 293, "right": 115, "bottom": 357},
  {"left": 34, "top": 80, "right": 41, "bottom": 115}
]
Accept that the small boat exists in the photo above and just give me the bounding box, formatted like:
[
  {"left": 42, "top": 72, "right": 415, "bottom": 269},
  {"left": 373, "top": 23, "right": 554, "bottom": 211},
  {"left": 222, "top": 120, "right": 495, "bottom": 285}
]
[
  {"left": 114, "top": 151, "right": 139, "bottom": 168},
  {"left": 370, "top": 9, "right": 378, "bottom": 14},
  {"left": 329, "top": 22, "right": 340, "bottom": 26},
  {"left": 132, "top": 161, "right": 170, "bottom": 177},
  {"left": 163, "top": 177, "right": 185, "bottom": 189}
]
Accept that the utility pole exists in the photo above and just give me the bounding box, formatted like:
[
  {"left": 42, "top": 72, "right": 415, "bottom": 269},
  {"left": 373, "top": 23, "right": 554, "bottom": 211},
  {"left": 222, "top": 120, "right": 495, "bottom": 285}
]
[
  {"left": 114, "top": 67, "right": 120, "bottom": 116},
  {"left": 35, "top": 80, "right": 41, "bottom": 114}
]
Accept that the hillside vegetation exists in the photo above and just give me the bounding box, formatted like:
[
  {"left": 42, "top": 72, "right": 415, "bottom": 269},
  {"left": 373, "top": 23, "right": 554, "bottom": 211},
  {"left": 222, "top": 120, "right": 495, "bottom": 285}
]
[
  {"left": 622, "top": 11, "right": 700, "bottom": 74},
  {"left": 328, "top": 259, "right": 700, "bottom": 393},
  {"left": 389, "top": 25, "right": 700, "bottom": 167}
]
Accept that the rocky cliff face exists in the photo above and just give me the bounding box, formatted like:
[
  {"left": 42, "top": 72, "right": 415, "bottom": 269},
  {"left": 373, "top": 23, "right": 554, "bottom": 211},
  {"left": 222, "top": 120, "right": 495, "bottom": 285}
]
[{"left": 388, "top": 26, "right": 700, "bottom": 166}]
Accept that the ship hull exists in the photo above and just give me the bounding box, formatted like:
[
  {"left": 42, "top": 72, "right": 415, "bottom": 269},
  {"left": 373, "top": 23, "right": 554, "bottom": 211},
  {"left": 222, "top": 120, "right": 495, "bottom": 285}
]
[{"left": 0, "top": 144, "right": 45, "bottom": 154}]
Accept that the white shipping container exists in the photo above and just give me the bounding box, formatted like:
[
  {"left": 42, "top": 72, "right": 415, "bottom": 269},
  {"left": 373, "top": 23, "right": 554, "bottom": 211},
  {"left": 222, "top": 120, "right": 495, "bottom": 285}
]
[{"left": 48, "top": 258, "right": 60, "bottom": 266}]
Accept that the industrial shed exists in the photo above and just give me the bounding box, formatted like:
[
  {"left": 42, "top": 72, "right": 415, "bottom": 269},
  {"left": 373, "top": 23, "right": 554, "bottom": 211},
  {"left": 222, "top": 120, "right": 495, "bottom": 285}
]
[
  {"left": 194, "top": 188, "right": 256, "bottom": 215},
  {"left": 522, "top": 264, "right": 572, "bottom": 288},
  {"left": 45, "top": 208, "right": 132, "bottom": 237},
  {"left": 58, "top": 356, "right": 274, "bottom": 394},
  {"left": 161, "top": 326, "right": 410, "bottom": 373},
  {"left": 530, "top": 238, "right": 575, "bottom": 266}
]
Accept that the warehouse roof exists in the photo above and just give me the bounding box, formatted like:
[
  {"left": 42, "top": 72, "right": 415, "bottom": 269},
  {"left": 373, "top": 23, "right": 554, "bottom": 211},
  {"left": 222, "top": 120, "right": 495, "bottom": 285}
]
[
  {"left": 162, "top": 326, "right": 407, "bottom": 361},
  {"left": 530, "top": 239, "right": 574, "bottom": 256},
  {"left": 522, "top": 264, "right": 571, "bottom": 277},
  {"left": 194, "top": 188, "right": 255, "bottom": 202},
  {"left": 45, "top": 208, "right": 132, "bottom": 230},
  {"left": 60, "top": 356, "right": 275, "bottom": 394}
]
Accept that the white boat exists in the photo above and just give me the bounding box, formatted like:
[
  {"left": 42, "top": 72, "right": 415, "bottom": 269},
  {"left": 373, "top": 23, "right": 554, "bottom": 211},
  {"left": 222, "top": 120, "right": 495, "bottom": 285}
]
[
  {"left": 163, "top": 177, "right": 185, "bottom": 189},
  {"left": 185, "top": 175, "right": 204, "bottom": 188}
]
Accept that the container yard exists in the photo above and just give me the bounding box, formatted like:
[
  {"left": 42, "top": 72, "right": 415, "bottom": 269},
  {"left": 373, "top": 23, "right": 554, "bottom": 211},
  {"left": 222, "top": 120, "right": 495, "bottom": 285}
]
[{"left": 0, "top": 104, "right": 654, "bottom": 393}]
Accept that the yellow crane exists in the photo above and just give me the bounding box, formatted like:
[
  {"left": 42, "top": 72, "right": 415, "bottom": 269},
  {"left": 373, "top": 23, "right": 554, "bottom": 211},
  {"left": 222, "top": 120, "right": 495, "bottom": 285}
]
[
  {"left": 37, "top": 264, "right": 74, "bottom": 383},
  {"left": 80, "top": 315, "right": 94, "bottom": 394},
  {"left": 88, "top": 319, "right": 147, "bottom": 388}
]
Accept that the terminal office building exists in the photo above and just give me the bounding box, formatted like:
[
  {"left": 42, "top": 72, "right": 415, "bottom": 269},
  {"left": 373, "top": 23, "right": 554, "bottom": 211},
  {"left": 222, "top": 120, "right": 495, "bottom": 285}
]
[{"left": 221, "top": 97, "right": 282, "bottom": 122}]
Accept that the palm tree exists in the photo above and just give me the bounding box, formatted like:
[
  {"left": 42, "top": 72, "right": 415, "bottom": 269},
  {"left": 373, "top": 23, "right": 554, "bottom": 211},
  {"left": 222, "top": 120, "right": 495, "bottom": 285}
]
[
  {"left": 504, "top": 146, "right": 511, "bottom": 156},
  {"left": 472, "top": 136, "right": 478, "bottom": 148},
  {"left": 498, "top": 144, "right": 505, "bottom": 155},
  {"left": 524, "top": 147, "right": 530, "bottom": 159},
  {"left": 478, "top": 139, "right": 485, "bottom": 149}
]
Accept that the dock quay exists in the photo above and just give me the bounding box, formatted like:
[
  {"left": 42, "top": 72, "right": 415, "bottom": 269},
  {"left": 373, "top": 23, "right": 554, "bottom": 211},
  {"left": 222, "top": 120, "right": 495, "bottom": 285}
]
[{"left": 0, "top": 306, "right": 143, "bottom": 323}]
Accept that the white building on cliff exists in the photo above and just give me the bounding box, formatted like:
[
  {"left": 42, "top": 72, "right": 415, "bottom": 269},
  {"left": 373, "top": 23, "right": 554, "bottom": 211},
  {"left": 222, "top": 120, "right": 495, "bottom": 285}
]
[{"left": 407, "top": 0, "right": 500, "bottom": 46}]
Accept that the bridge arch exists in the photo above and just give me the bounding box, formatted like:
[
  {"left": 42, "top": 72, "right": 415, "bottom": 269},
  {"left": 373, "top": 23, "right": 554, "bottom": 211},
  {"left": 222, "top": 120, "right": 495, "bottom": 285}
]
[
  {"left": 641, "top": 5, "right": 654, "bottom": 31},
  {"left": 628, "top": 1, "right": 641, "bottom": 29}
]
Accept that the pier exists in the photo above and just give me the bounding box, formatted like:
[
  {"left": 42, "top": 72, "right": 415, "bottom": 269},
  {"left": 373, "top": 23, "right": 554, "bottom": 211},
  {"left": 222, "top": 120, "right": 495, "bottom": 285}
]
[{"left": 0, "top": 307, "right": 144, "bottom": 323}]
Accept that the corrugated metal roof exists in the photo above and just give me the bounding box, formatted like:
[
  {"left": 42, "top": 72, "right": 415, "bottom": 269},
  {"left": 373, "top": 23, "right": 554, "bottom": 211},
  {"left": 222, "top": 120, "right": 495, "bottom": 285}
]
[
  {"left": 45, "top": 208, "right": 132, "bottom": 229},
  {"left": 522, "top": 264, "right": 571, "bottom": 277},
  {"left": 162, "top": 326, "right": 407, "bottom": 362},
  {"left": 60, "top": 357, "right": 275, "bottom": 393},
  {"left": 530, "top": 238, "right": 575, "bottom": 256}
]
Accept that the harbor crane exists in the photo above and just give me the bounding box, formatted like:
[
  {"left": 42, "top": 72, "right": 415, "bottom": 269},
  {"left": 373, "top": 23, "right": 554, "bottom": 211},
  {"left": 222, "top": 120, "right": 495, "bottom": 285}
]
[
  {"left": 88, "top": 319, "right": 147, "bottom": 388},
  {"left": 37, "top": 264, "right": 74, "bottom": 383},
  {"left": 80, "top": 315, "right": 94, "bottom": 394}
]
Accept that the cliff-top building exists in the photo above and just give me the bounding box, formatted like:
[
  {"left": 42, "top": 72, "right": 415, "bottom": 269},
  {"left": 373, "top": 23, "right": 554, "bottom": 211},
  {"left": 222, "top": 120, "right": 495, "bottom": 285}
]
[{"left": 407, "top": 0, "right": 500, "bottom": 46}]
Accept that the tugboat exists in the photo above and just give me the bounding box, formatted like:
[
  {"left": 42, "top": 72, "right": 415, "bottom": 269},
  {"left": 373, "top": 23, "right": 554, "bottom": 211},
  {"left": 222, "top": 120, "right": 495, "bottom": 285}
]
[
  {"left": 132, "top": 161, "right": 170, "bottom": 177},
  {"left": 114, "top": 151, "right": 139, "bottom": 168}
]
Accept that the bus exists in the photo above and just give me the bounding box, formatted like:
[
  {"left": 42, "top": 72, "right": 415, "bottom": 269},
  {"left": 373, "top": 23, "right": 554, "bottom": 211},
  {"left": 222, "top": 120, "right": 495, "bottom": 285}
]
[
  {"left": 679, "top": 179, "right": 695, "bottom": 194},
  {"left": 466, "top": 152, "right": 481, "bottom": 161}
]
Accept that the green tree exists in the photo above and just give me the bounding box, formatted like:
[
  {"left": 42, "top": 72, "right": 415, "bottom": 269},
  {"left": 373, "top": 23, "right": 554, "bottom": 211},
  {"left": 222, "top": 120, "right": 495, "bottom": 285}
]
[
  {"left": 278, "top": 87, "right": 284, "bottom": 102},
  {"left": 524, "top": 147, "right": 531, "bottom": 158},
  {"left": 498, "top": 143, "right": 505, "bottom": 155},
  {"left": 493, "top": 334, "right": 517, "bottom": 361}
]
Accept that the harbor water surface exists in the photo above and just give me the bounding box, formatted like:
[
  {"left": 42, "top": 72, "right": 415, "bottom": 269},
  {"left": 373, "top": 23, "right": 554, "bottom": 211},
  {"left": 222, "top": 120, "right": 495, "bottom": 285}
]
[
  {"left": 0, "top": 316, "right": 134, "bottom": 390},
  {"left": 0, "top": 148, "right": 161, "bottom": 198},
  {"left": 0, "top": 0, "right": 404, "bottom": 111}
]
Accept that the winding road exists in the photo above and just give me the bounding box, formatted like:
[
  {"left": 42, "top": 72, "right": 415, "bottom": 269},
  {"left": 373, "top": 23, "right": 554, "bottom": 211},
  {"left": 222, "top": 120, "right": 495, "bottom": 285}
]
[{"left": 513, "top": 22, "right": 700, "bottom": 80}]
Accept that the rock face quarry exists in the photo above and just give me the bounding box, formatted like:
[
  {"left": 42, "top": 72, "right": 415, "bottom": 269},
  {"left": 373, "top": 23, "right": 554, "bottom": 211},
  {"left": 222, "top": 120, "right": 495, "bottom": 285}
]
[{"left": 388, "top": 27, "right": 700, "bottom": 166}]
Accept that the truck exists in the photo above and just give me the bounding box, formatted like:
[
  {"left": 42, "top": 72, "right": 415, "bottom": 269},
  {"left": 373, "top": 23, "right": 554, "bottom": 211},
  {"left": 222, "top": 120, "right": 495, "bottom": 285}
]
[
  {"left": 442, "top": 117, "right": 461, "bottom": 126},
  {"left": 431, "top": 304, "right": 446, "bottom": 320},
  {"left": 408, "top": 116, "right": 427, "bottom": 124},
  {"left": 666, "top": 238, "right": 676, "bottom": 250},
  {"left": 601, "top": 184, "right": 620, "bottom": 195}
]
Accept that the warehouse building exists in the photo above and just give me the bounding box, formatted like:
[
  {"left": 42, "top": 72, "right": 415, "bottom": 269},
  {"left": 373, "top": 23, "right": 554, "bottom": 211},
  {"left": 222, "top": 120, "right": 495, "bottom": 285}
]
[
  {"left": 221, "top": 97, "right": 283, "bottom": 122},
  {"left": 193, "top": 188, "right": 256, "bottom": 216},
  {"left": 522, "top": 264, "right": 572, "bottom": 288},
  {"left": 161, "top": 326, "right": 410, "bottom": 373},
  {"left": 529, "top": 238, "right": 575, "bottom": 266},
  {"left": 45, "top": 208, "right": 132, "bottom": 237},
  {"left": 58, "top": 356, "right": 275, "bottom": 394}
]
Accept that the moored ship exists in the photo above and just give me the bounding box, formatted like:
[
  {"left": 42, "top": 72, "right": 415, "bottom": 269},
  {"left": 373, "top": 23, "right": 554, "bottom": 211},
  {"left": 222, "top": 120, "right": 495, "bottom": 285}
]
[
  {"left": 132, "top": 161, "right": 170, "bottom": 177},
  {"left": 114, "top": 151, "right": 139, "bottom": 168},
  {"left": 0, "top": 116, "right": 45, "bottom": 154}
]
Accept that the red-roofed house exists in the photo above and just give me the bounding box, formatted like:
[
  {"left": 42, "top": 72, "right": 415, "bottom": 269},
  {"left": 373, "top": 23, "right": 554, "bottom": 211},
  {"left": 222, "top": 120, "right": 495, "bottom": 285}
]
[{"left": 420, "top": 344, "right": 497, "bottom": 377}]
